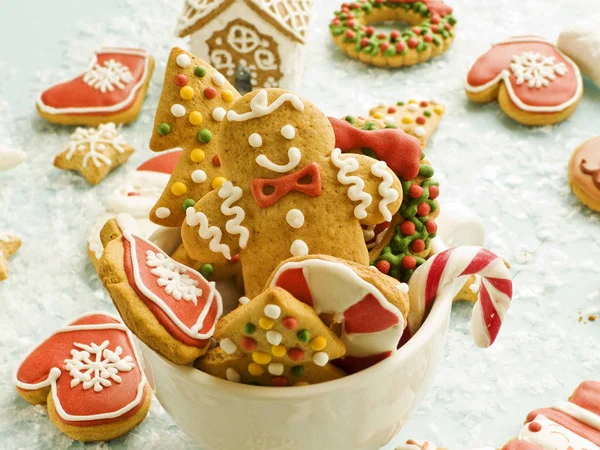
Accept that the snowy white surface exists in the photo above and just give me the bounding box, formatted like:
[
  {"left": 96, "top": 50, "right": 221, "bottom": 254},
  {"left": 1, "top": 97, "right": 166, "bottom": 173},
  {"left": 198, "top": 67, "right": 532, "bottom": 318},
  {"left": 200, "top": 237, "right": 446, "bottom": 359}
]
[{"left": 1, "top": 0, "right": 600, "bottom": 449}]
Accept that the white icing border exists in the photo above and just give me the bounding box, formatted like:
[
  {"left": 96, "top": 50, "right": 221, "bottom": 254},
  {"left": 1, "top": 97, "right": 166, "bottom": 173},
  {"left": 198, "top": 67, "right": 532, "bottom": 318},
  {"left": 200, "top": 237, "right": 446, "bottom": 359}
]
[
  {"left": 36, "top": 48, "right": 151, "bottom": 115},
  {"left": 13, "top": 312, "right": 147, "bottom": 422},
  {"left": 464, "top": 37, "right": 583, "bottom": 113}
]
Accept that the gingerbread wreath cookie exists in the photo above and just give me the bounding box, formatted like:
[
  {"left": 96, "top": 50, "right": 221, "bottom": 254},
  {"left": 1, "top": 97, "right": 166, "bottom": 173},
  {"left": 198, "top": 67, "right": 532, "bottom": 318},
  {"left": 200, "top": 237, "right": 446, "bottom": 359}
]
[
  {"left": 465, "top": 36, "right": 583, "bottom": 126},
  {"left": 329, "top": 0, "right": 456, "bottom": 68},
  {"left": 569, "top": 136, "right": 600, "bottom": 212},
  {"left": 98, "top": 214, "right": 222, "bottom": 364},
  {"left": 14, "top": 312, "right": 151, "bottom": 442},
  {"left": 53, "top": 123, "right": 135, "bottom": 185},
  {"left": 0, "top": 232, "right": 21, "bottom": 281},
  {"left": 37, "top": 48, "right": 154, "bottom": 126}
]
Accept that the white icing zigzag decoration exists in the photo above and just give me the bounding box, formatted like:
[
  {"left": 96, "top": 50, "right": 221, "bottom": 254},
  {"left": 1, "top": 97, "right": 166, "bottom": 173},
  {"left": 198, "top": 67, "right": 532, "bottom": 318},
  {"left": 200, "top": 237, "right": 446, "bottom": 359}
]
[
  {"left": 66, "top": 123, "right": 128, "bottom": 168},
  {"left": 330, "top": 148, "right": 372, "bottom": 220},
  {"left": 371, "top": 160, "right": 398, "bottom": 222},
  {"left": 145, "top": 250, "right": 203, "bottom": 304},
  {"left": 227, "top": 90, "right": 304, "bottom": 122},
  {"left": 510, "top": 51, "right": 568, "bottom": 88},
  {"left": 83, "top": 59, "right": 134, "bottom": 93},
  {"left": 218, "top": 181, "right": 250, "bottom": 249}
]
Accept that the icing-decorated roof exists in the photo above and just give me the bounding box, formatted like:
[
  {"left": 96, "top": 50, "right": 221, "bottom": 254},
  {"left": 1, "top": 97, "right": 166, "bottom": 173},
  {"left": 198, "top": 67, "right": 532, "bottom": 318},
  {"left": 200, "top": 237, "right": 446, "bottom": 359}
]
[{"left": 176, "top": 0, "right": 313, "bottom": 44}]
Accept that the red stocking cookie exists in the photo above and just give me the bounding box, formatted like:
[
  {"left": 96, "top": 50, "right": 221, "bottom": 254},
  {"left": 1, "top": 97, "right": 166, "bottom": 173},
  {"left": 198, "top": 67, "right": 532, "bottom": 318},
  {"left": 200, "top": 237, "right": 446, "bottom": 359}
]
[
  {"left": 465, "top": 37, "right": 582, "bottom": 126},
  {"left": 14, "top": 313, "right": 151, "bottom": 442}
]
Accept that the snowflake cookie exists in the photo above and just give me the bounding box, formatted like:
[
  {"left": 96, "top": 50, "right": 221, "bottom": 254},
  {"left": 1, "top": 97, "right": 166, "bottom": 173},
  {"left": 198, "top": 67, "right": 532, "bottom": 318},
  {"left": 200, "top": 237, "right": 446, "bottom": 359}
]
[
  {"left": 14, "top": 312, "right": 151, "bottom": 442},
  {"left": 465, "top": 36, "right": 582, "bottom": 126},
  {"left": 53, "top": 123, "right": 135, "bottom": 185},
  {"left": 0, "top": 232, "right": 21, "bottom": 281}
]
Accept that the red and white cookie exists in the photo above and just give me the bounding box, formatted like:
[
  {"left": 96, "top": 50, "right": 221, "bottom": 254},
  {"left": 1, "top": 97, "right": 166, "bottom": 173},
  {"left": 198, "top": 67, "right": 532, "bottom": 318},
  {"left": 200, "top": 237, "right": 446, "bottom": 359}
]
[
  {"left": 37, "top": 48, "right": 154, "bottom": 126},
  {"left": 14, "top": 313, "right": 151, "bottom": 442},
  {"left": 465, "top": 36, "right": 582, "bottom": 126},
  {"left": 98, "top": 214, "right": 222, "bottom": 364}
]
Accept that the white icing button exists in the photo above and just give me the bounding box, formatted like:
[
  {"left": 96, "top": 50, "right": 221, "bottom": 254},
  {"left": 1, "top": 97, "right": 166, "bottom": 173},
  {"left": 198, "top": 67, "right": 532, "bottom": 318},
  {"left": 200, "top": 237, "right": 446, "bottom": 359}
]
[
  {"left": 239, "top": 296, "right": 250, "bottom": 305},
  {"left": 226, "top": 368, "right": 241, "bottom": 382},
  {"left": 290, "top": 239, "right": 308, "bottom": 257},
  {"left": 212, "top": 107, "right": 226, "bottom": 121},
  {"left": 396, "top": 283, "right": 409, "bottom": 294},
  {"left": 414, "top": 126, "right": 426, "bottom": 137},
  {"left": 266, "top": 330, "right": 282, "bottom": 346},
  {"left": 171, "top": 104, "right": 186, "bottom": 118},
  {"left": 248, "top": 133, "right": 263, "bottom": 148},
  {"left": 286, "top": 209, "right": 305, "bottom": 229},
  {"left": 220, "top": 338, "right": 237, "bottom": 355},
  {"left": 155, "top": 207, "right": 171, "bottom": 219},
  {"left": 313, "top": 352, "right": 329, "bottom": 367},
  {"left": 264, "top": 304, "right": 281, "bottom": 320},
  {"left": 268, "top": 362, "right": 284, "bottom": 376},
  {"left": 407, "top": 103, "right": 419, "bottom": 112},
  {"left": 176, "top": 54, "right": 191, "bottom": 68},
  {"left": 213, "top": 73, "right": 226, "bottom": 87},
  {"left": 191, "top": 169, "right": 207, "bottom": 184},
  {"left": 281, "top": 124, "right": 296, "bottom": 140}
]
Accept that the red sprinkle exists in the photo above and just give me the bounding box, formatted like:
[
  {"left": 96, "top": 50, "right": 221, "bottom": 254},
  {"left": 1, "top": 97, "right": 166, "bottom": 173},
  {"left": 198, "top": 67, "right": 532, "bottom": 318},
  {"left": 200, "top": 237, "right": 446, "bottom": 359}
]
[
  {"left": 230, "top": 254, "right": 240, "bottom": 264},
  {"left": 360, "top": 37, "right": 370, "bottom": 47},
  {"left": 213, "top": 155, "right": 221, "bottom": 167},
  {"left": 420, "top": 101, "right": 429, "bottom": 107},
  {"left": 375, "top": 260, "right": 391, "bottom": 274},
  {"left": 377, "top": 32, "right": 387, "bottom": 39},
  {"left": 365, "top": 26, "right": 375, "bottom": 36},
  {"left": 411, "top": 239, "right": 426, "bottom": 253},
  {"left": 272, "top": 376, "right": 288, "bottom": 387},
  {"left": 332, "top": 18, "right": 341, "bottom": 26},
  {"left": 240, "top": 336, "right": 257, "bottom": 351},
  {"left": 400, "top": 221, "right": 416, "bottom": 236},
  {"left": 426, "top": 220, "right": 438, "bottom": 234},
  {"left": 204, "top": 87, "right": 217, "bottom": 99},
  {"left": 288, "top": 348, "right": 304, "bottom": 361},
  {"left": 409, "top": 184, "right": 424, "bottom": 199},
  {"left": 396, "top": 41, "right": 406, "bottom": 53},
  {"left": 282, "top": 317, "right": 298, "bottom": 330},
  {"left": 387, "top": 106, "right": 397, "bottom": 114},
  {"left": 346, "top": 19, "right": 356, "bottom": 28},
  {"left": 350, "top": 2, "right": 359, "bottom": 9},
  {"left": 424, "top": 35, "right": 433, "bottom": 43},
  {"left": 174, "top": 74, "right": 188, "bottom": 86},
  {"left": 412, "top": 27, "right": 421, "bottom": 35},
  {"left": 429, "top": 185, "right": 440, "bottom": 200},
  {"left": 345, "top": 30, "right": 356, "bottom": 39},
  {"left": 407, "top": 37, "right": 419, "bottom": 49},
  {"left": 417, "top": 202, "right": 431, "bottom": 217},
  {"left": 444, "top": 23, "right": 452, "bottom": 31},
  {"left": 431, "top": 14, "right": 441, "bottom": 24},
  {"left": 528, "top": 422, "right": 542, "bottom": 433},
  {"left": 402, "top": 256, "right": 417, "bottom": 270},
  {"left": 390, "top": 30, "right": 400, "bottom": 40},
  {"left": 127, "top": 192, "right": 140, "bottom": 197},
  {"left": 416, "top": 116, "right": 426, "bottom": 125},
  {"left": 380, "top": 42, "right": 390, "bottom": 52},
  {"left": 431, "top": 25, "right": 439, "bottom": 33}
]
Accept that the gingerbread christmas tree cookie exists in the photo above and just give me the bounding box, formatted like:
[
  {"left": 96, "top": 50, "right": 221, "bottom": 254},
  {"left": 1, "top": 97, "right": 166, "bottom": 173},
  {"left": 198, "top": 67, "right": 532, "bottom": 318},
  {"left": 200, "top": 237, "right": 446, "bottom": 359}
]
[
  {"left": 148, "top": 48, "right": 241, "bottom": 226},
  {"left": 0, "top": 232, "right": 21, "bottom": 281},
  {"left": 53, "top": 123, "right": 134, "bottom": 185}
]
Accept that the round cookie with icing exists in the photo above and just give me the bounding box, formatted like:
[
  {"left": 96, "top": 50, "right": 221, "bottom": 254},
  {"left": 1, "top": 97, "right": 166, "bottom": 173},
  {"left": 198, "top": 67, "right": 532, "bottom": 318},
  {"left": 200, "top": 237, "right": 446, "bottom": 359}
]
[
  {"left": 329, "top": 0, "right": 456, "bottom": 68},
  {"left": 98, "top": 214, "right": 223, "bottom": 364},
  {"left": 568, "top": 136, "right": 600, "bottom": 212},
  {"left": 14, "top": 312, "right": 151, "bottom": 442},
  {"left": 465, "top": 36, "right": 583, "bottom": 126}
]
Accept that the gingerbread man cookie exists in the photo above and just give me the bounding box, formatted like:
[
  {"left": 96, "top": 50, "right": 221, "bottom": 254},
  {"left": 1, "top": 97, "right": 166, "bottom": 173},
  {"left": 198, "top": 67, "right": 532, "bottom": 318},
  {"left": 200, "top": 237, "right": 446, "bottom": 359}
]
[
  {"left": 98, "top": 214, "right": 222, "bottom": 364},
  {"left": 569, "top": 136, "right": 600, "bottom": 212},
  {"left": 465, "top": 36, "right": 583, "bottom": 126},
  {"left": 53, "top": 123, "right": 135, "bottom": 185},
  {"left": 14, "top": 312, "right": 151, "bottom": 442},
  {"left": 0, "top": 232, "right": 21, "bottom": 281},
  {"left": 181, "top": 88, "right": 408, "bottom": 298}
]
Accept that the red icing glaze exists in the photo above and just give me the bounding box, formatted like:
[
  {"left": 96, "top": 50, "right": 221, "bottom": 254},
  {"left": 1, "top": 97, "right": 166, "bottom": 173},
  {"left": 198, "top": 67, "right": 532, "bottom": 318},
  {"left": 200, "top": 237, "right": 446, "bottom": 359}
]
[
  {"left": 38, "top": 48, "right": 150, "bottom": 116},
  {"left": 136, "top": 149, "right": 183, "bottom": 174},
  {"left": 571, "top": 381, "right": 600, "bottom": 415},
  {"left": 274, "top": 268, "right": 313, "bottom": 307},
  {"left": 123, "top": 235, "right": 219, "bottom": 348},
  {"left": 501, "top": 442, "right": 542, "bottom": 450},
  {"left": 343, "top": 294, "right": 400, "bottom": 333},
  {"left": 526, "top": 408, "right": 600, "bottom": 445},
  {"left": 333, "top": 351, "right": 391, "bottom": 374},
  {"left": 328, "top": 117, "right": 422, "bottom": 181},
  {"left": 15, "top": 313, "right": 146, "bottom": 426},
  {"left": 250, "top": 162, "right": 322, "bottom": 208},
  {"left": 466, "top": 38, "right": 580, "bottom": 110}
]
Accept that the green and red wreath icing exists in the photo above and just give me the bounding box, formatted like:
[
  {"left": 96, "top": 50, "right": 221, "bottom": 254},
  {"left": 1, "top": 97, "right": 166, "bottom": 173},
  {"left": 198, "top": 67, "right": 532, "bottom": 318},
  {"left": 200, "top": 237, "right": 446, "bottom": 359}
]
[{"left": 330, "top": 0, "right": 457, "bottom": 57}]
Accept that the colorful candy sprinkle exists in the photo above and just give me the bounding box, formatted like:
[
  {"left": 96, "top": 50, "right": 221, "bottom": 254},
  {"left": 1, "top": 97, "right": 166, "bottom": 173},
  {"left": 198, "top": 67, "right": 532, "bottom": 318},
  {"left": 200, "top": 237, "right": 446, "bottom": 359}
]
[
  {"left": 401, "top": 116, "right": 413, "bottom": 124},
  {"left": 291, "top": 365, "right": 304, "bottom": 377},
  {"left": 282, "top": 317, "right": 297, "bottom": 330},
  {"left": 271, "top": 345, "right": 287, "bottom": 357},
  {"left": 252, "top": 352, "right": 272, "bottom": 365},
  {"left": 259, "top": 317, "right": 275, "bottom": 330},
  {"left": 288, "top": 348, "right": 304, "bottom": 362},
  {"left": 310, "top": 336, "right": 327, "bottom": 351},
  {"left": 264, "top": 304, "right": 282, "bottom": 320},
  {"left": 241, "top": 336, "right": 257, "bottom": 351},
  {"left": 212, "top": 176, "right": 226, "bottom": 190},
  {"left": 157, "top": 123, "right": 171, "bottom": 136},
  {"left": 182, "top": 198, "right": 195, "bottom": 211},
  {"left": 171, "top": 182, "right": 187, "bottom": 196},
  {"left": 272, "top": 376, "right": 288, "bottom": 387},
  {"left": 222, "top": 90, "right": 234, "bottom": 102},
  {"left": 245, "top": 323, "right": 256, "bottom": 335},
  {"left": 194, "top": 66, "right": 207, "bottom": 77},
  {"left": 189, "top": 111, "right": 203, "bottom": 126},
  {"left": 197, "top": 128, "right": 212, "bottom": 144},
  {"left": 174, "top": 74, "right": 188, "bottom": 86},
  {"left": 297, "top": 329, "right": 310, "bottom": 343},
  {"left": 180, "top": 86, "right": 194, "bottom": 100},
  {"left": 248, "top": 362, "right": 264, "bottom": 376},
  {"left": 200, "top": 263, "right": 213, "bottom": 278},
  {"left": 190, "top": 148, "right": 205, "bottom": 162},
  {"left": 204, "top": 87, "right": 217, "bottom": 99}
]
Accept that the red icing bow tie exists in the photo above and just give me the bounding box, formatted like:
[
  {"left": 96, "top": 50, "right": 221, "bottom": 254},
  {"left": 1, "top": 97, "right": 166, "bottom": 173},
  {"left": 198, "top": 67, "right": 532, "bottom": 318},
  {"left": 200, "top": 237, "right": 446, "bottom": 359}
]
[
  {"left": 389, "top": 0, "right": 453, "bottom": 16},
  {"left": 328, "top": 117, "right": 422, "bottom": 181},
  {"left": 251, "top": 162, "right": 322, "bottom": 208}
]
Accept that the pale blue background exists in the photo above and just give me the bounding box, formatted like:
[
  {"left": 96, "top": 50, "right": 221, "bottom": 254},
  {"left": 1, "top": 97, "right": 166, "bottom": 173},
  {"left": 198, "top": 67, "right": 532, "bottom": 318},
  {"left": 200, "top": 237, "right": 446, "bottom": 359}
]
[{"left": 1, "top": 0, "right": 599, "bottom": 449}]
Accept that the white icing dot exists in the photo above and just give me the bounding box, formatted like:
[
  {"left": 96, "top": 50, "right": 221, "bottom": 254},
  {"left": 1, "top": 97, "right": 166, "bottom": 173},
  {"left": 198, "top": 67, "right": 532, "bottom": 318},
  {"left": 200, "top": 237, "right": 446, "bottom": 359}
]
[
  {"left": 155, "top": 207, "right": 171, "bottom": 219},
  {"left": 264, "top": 304, "right": 281, "bottom": 320},
  {"left": 248, "top": 133, "right": 263, "bottom": 148},
  {"left": 470, "top": 282, "right": 481, "bottom": 294},
  {"left": 290, "top": 239, "right": 308, "bottom": 257},
  {"left": 220, "top": 338, "right": 237, "bottom": 355},
  {"left": 396, "top": 283, "right": 410, "bottom": 294},
  {"left": 213, "top": 73, "right": 226, "bottom": 87},
  {"left": 239, "top": 296, "right": 250, "bottom": 305},
  {"left": 171, "top": 104, "right": 186, "bottom": 118},
  {"left": 191, "top": 169, "right": 207, "bottom": 183},
  {"left": 268, "top": 362, "right": 284, "bottom": 376},
  {"left": 281, "top": 124, "right": 296, "bottom": 140},
  {"left": 266, "top": 330, "right": 283, "bottom": 346},
  {"left": 212, "top": 107, "right": 226, "bottom": 121},
  {"left": 407, "top": 103, "right": 419, "bottom": 112},
  {"left": 286, "top": 209, "right": 305, "bottom": 229},
  {"left": 313, "top": 352, "right": 329, "bottom": 367},
  {"left": 414, "top": 126, "right": 426, "bottom": 137},
  {"left": 226, "top": 368, "right": 241, "bottom": 382},
  {"left": 176, "top": 53, "right": 191, "bottom": 68}
]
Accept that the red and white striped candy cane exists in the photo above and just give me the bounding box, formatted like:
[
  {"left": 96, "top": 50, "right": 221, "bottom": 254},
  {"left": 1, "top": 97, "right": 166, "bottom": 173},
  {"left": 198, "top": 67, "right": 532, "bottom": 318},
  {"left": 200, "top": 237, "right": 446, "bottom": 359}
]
[{"left": 407, "top": 246, "right": 512, "bottom": 348}]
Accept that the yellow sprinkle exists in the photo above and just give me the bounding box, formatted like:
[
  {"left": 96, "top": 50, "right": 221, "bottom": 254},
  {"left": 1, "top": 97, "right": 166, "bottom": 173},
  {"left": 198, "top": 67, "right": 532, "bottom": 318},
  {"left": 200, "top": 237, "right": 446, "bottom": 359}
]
[
  {"left": 190, "top": 148, "right": 205, "bottom": 162},
  {"left": 372, "top": 111, "right": 383, "bottom": 119},
  {"left": 212, "top": 176, "right": 226, "bottom": 190},
  {"left": 401, "top": 116, "right": 414, "bottom": 124},
  {"left": 309, "top": 336, "right": 327, "bottom": 351},
  {"left": 171, "top": 182, "right": 187, "bottom": 196},
  {"left": 271, "top": 345, "right": 286, "bottom": 357},
  {"left": 252, "top": 352, "right": 272, "bottom": 365},
  {"left": 434, "top": 106, "right": 444, "bottom": 115},
  {"left": 408, "top": 99, "right": 418, "bottom": 104},
  {"left": 222, "top": 90, "right": 234, "bottom": 102},
  {"left": 180, "top": 86, "right": 194, "bottom": 100},
  {"left": 189, "top": 111, "right": 203, "bottom": 125},
  {"left": 294, "top": 381, "right": 310, "bottom": 386},
  {"left": 259, "top": 317, "right": 275, "bottom": 330},
  {"left": 248, "top": 362, "right": 264, "bottom": 376}
]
